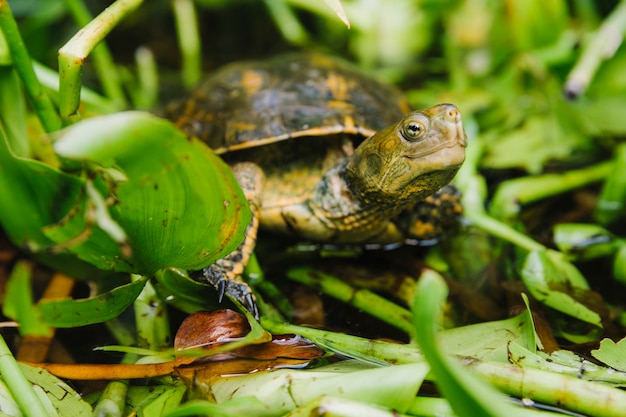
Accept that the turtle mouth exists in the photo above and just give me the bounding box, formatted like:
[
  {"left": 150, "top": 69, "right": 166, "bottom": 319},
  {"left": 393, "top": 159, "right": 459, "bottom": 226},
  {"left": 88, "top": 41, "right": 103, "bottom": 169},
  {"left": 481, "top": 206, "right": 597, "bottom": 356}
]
[{"left": 403, "top": 139, "right": 464, "bottom": 160}]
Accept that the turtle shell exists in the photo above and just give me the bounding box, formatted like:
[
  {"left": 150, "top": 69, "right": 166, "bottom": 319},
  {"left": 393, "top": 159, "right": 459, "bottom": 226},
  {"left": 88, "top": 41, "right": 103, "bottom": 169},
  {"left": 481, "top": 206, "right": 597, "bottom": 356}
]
[{"left": 168, "top": 54, "right": 411, "bottom": 154}]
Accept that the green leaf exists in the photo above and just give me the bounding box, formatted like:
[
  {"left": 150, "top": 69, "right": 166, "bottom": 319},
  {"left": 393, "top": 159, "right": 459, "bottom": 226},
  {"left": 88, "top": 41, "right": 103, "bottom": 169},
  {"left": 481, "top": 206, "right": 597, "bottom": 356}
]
[
  {"left": 439, "top": 293, "right": 537, "bottom": 363},
  {"left": 2, "top": 261, "right": 52, "bottom": 337},
  {"left": 154, "top": 267, "right": 223, "bottom": 313},
  {"left": 0, "top": 127, "right": 83, "bottom": 251},
  {"left": 520, "top": 250, "right": 602, "bottom": 326},
  {"left": 412, "top": 269, "right": 535, "bottom": 417},
  {"left": 510, "top": 343, "right": 626, "bottom": 385},
  {"left": 209, "top": 362, "right": 428, "bottom": 415},
  {"left": 37, "top": 277, "right": 148, "bottom": 327},
  {"left": 18, "top": 363, "right": 92, "bottom": 417},
  {"left": 591, "top": 337, "right": 626, "bottom": 372},
  {"left": 481, "top": 115, "right": 587, "bottom": 173},
  {"left": 50, "top": 111, "right": 251, "bottom": 274},
  {"left": 124, "top": 385, "right": 186, "bottom": 417}
]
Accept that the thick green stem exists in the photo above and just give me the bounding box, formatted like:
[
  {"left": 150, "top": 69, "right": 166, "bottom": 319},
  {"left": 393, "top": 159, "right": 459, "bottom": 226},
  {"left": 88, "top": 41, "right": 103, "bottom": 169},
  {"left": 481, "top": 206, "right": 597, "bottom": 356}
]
[
  {"left": 58, "top": 0, "right": 143, "bottom": 123},
  {"left": 287, "top": 267, "right": 415, "bottom": 336},
  {"left": 171, "top": 0, "right": 201, "bottom": 88},
  {"left": 91, "top": 354, "right": 136, "bottom": 417},
  {"left": 564, "top": 0, "right": 626, "bottom": 98},
  {"left": 0, "top": 335, "right": 50, "bottom": 417},
  {"left": 64, "top": 0, "right": 127, "bottom": 109},
  {"left": 0, "top": 0, "right": 61, "bottom": 133},
  {"left": 490, "top": 161, "right": 613, "bottom": 221}
]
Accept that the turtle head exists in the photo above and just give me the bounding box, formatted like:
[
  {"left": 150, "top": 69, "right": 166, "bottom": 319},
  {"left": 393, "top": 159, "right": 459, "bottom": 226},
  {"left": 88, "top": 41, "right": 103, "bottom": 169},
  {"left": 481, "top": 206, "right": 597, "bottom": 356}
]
[{"left": 346, "top": 104, "right": 467, "bottom": 203}]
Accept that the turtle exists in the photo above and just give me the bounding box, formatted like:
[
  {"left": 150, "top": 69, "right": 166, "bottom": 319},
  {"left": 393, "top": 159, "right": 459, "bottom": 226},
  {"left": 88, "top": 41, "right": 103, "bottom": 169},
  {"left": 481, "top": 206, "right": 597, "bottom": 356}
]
[{"left": 166, "top": 53, "right": 468, "bottom": 317}]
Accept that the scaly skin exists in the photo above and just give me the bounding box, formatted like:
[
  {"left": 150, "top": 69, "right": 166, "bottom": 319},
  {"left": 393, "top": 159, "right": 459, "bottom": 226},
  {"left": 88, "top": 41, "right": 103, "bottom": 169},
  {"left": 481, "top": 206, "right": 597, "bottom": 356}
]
[
  {"left": 197, "top": 105, "right": 467, "bottom": 316},
  {"left": 261, "top": 104, "right": 467, "bottom": 244}
]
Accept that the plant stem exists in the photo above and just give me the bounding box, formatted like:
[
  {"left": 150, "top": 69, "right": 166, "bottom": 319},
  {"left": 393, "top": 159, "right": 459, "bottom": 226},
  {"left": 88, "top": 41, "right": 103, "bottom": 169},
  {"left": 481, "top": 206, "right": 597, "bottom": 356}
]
[
  {"left": 261, "top": 318, "right": 423, "bottom": 364},
  {"left": 0, "top": 334, "right": 50, "bottom": 417},
  {"left": 91, "top": 354, "right": 135, "bottom": 417},
  {"left": 564, "top": 0, "right": 626, "bottom": 98},
  {"left": 58, "top": 0, "right": 143, "bottom": 123},
  {"left": 287, "top": 267, "right": 415, "bottom": 336},
  {"left": 171, "top": 0, "right": 201, "bottom": 88},
  {"left": 0, "top": 0, "right": 62, "bottom": 133},
  {"left": 64, "top": 0, "right": 127, "bottom": 109},
  {"left": 490, "top": 161, "right": 613, "bottom": 221}
]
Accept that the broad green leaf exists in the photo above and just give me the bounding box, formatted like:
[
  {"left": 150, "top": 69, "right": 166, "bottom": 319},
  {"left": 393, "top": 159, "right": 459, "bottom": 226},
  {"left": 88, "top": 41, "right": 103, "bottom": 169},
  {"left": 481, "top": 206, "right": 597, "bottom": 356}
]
[
  {"left": 591, "top": 337, "right": 626, "bottom": 372},
  {"left": 154, "top": 267, "right": 222, "bottom": 313},
  {"left": 51, "top": 111, "right": 250, "bottom": 274},
  {"left": 439, "top": 294, "right": 536, "bottom": 363},
  {"left": 0, "top": 127, "right": 83, "bottom": 251},
  {"left": 505, "top": 0, "right": 568, "bottom": 51},
  {"left": 412, "top": 269, "right": 535, "bottom": 417},
  {"left": 2, "top": 261, "right": 52, "bottom": 337},
  {"left": 209, "top": 362, "right": 428, "bottom": 415},
  {"left": 37, "top": 277, "right": 148, "bottom": 327},
  {"left": 520, "top": 250, "right": 602, "bottom": 326},
  {"left": 481, "top": 115, "right": 588, "bottom": 173}
]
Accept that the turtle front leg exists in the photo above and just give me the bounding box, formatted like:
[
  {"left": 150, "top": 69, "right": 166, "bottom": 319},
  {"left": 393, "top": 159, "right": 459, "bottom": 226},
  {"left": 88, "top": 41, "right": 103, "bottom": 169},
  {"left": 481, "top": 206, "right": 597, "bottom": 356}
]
[
  {"left": 192, "top": 162, "right": 264, "bottom": 318},
  {"left": 395, "top": 184, "right": 463, "bottom": 244}
]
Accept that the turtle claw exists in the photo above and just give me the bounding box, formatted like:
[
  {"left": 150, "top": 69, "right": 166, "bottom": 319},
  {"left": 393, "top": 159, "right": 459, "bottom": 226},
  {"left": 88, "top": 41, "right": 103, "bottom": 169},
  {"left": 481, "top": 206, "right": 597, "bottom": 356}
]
[
  {"left": 193, "top": 266, "right": 259, "bottom": 318},
  {"left": 244, "top": 293, "right": 259, "bottom": 320},
  {"left": 216, "top": 279, "right": 226, "bottom": 303}
]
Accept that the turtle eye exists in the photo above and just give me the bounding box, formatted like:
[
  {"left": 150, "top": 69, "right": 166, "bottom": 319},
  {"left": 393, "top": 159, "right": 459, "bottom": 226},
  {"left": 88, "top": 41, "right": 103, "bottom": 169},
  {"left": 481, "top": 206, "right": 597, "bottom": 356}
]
[{"left": 401, "top": 120, "right": 426, "bottom": 141}]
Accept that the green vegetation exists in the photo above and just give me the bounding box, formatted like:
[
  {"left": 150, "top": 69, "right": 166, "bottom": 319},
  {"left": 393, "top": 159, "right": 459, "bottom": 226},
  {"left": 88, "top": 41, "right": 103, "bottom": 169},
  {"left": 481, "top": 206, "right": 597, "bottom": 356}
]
[{"left": 1, "top": 0, "right": 626, "bottom": 416}]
